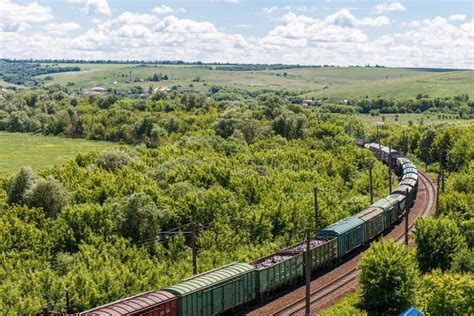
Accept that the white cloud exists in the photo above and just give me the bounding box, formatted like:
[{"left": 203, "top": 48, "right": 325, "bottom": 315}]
[
  {"left": 372, "top": 1, "right": 406, "bottom": 14},
  {"left": 68, "top": 0, "right": 111, "bottom": 15},
  {"left": 44, "top": 22, "right": 81, "bottom": 34},
  {"left": 0, "top": 6, "right": 472, "bottom": 69},
  {"left": 449, "top": 14, "right": 466, "bottom": 21},
  {"left": 0, "top": 0, "right": 54, "bottom": 32},
  {"left": 359, "top": 16, "right": 391, "bottom": 26},
  {"left": 262, "top": 6, "right": 278, "bottom": 17},
  {"left": 85, "top": 0, "right": 111, "bottom": 15},
  {"left": 210, "top": 0, "right": 240, "bottom": 3},
  {"left": 153, "top": 5, "right": 174, "bottom": 14},
  {"left": 116, "top": 12, "right": 158, "bottom": 24}
]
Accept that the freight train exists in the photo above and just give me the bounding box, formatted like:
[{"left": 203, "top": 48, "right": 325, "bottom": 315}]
[{"left": 80, "top": 141, "right": 418, "bottom": 316}]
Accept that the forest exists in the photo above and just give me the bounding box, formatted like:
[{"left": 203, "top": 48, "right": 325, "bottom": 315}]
[
  {"left": 0, "top": 85, "right": 473, "bottom": 314},
  {"left": 0, "top": 62, "right": 81, "bottom": 86}
]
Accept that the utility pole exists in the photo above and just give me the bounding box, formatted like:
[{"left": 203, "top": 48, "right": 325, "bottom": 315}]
[
  {"left": 65, "top": 288, "right": 70, "bottom": 314},
  {"left": 369, "top": 161, "right": 374, "bottom": 204},
  {"left": 436, "top": 169, "right": 441, "bottom": 214},
  {"left": 305, "top": 228, "right": 311, "bottom": 316},
  {"left": 388, "top": 143, "right": 392, "bottom": 194},
  {"left": 405, "top": 188, "right": 409, "bottom": 246},
  {"left": 192, "top": 222, "right": 197, "bottom": 275},
  {"left": 314, "top": 188, "right": 319, "bottom": 233},
  {"left": 376, "top": 125, "right": 381, "bottom": 160},
  {"left": 441, "top": 168, "right": 445, "bottom": 193},
  {"left": 436, "top": 151, "right": 441, "bottom": 213},
  {"left": 129, "top": 70, "right": 132, "bottom": 82}
]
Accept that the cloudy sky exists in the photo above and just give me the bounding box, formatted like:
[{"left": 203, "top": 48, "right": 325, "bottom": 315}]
[{"left": 0, "top": 0, "right": 472, "bottom": 68}]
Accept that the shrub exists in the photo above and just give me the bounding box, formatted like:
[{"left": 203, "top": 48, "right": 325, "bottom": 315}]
[
  {"left": 413, "top": 217, "right": 466, "bottom": 273},
  {"left": 26, "top": 178, "right": 69, "bottom": 218},
  {"left": 359, "top": 239, "right": 418, "bottom": 314},
  {"left": 7, "top": 166, "right": 35, "bottom": 205},
  {"left": 95, "top": 150, "right": 132, "bottom": 171}
]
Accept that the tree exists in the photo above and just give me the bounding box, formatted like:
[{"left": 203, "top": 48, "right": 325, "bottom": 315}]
[
  {"left": 417, "top": 270, "right": 474, "bottom": 315},
  {"left": 272, "top": 111, "right": 306, "bottom": 140},
  {"left": 413, "top": 217, "right": 466, "bottom": 273},
  {"left": 359, "top": 239, "right": 418, "bottom": 314},
  {"left": 95, "top": 150, "right": 132, "bottom": 171},
  {"left": 7, "top": 166, "right": 35, "bottom": 205},
  {"left": 26, "top": 178, "right": 69, "bottom": 218},
  {"left": 114, "top": 192, "right": 172, "bottom": 243}
]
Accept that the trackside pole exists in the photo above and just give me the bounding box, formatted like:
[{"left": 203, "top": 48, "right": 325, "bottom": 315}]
[
  {"left": 305, "top": 228, "right": 311, "bottom": 316},
  {"left": 192, "top": 222, "right": 197, "bottom": 275},
  {"left": 314, "top": 188, "right": 319, "bottom": 233},
  {"left": 405, "top": 188, "right": 409, "bottom": 246},
  {"left": 388, "top": 143, "right": 392, "bottom": 194},
  {"left": 369, "top": 162, "right": 374, "bottom": 204}
]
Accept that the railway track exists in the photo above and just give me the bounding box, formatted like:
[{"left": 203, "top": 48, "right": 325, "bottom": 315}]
[{"left": 262, "top": 172, "right": 436, "bottom": 316}]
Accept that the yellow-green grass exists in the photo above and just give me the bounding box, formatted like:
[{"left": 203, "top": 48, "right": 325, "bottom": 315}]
[
  {"left": 0, "top": 132, "right": 117, "bottom": 175},
  {"left": 358, "top": 113, "right": 474, "bottom": 126},
  {"left": 38, "top": 64, "right": 474, "bottom": 99}
]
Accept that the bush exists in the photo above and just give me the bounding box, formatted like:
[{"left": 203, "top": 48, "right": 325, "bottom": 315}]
[
  {"left": 26, "top": 178, "right": 69, "bottom": 218},
  {"left": 7, "top": 166, "right": 35, "bottom": 205},
  {"left": 95, "top": 150, "right": 132, "bottom": 171},
  {"left": 359, "top": 239, "right": 418, "bottom": 314},
  {"left": 413, "top": 217, "right": 466, "bottom": 273},
  {"left": 417, "top": 270, "right": 474, "bottom": 315}
]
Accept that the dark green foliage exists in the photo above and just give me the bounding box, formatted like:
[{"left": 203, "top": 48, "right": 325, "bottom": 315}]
[
  {"left": 0, "top": 61, "right": 80, "bottom": 85},
  {"left": 450, "top": 248, "right": 474, "bottom": 273},
  {"left": 272, "top": 111, "right": 306, "bottom": 140},
  {"left": 26, "top": 178, "right": 69, "bottom": 218},
  {"left": 359, "top": 240, "right": 418, "bottom": 314},
  {"left": 413, "top": 217, "right": 467, "bottom": 273},
  {"left": 7, "top": 166, "right": 35, "bottom": 205},
  {"left": 417, "top": 270, "right": 474, "bottom": 315},
  {"left": 114, "top": 192, "right": 172, "bottom": 243},
  {"left": 94, "top": 150, "right": 132, "bottom": 171}
]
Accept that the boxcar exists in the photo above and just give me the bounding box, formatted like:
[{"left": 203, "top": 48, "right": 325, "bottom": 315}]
[
  {"left": 317, "top": 217, "right": 365, "bottom": 258},
  {"left": 162, "top": 263, "right": 255, "bottom": 316},
  {"left": 371, "top": 198, "right": 398, "bottom": 229},
  {"left": 393, "top": 184, "right": 415, "bottom": 205},
  {"left": 79, "top": 291, "right": 177, "bottom": 316},
  {"left": 395, "top": 158, "right": 413, "bottom": 176},
  {"left": 353, "top": 207, "right": 384, "bottom": 242},
  {"left": 284, "top": 237, "right": 338, "bottom": 272},
  {"left": 401, "top": 177, "right": 418, "bottom": 190},
  {"left": 251, "top": 251, "right": 302, "bottom": 297},
  {"left": 402, "top": 172, "right": 419, "bottom": 183},
  {"left": 386, "top": 194, "right": 407, "bottom": 220},
  {"left": 380, "top": 146, "right": 400, "bottom": 168}
]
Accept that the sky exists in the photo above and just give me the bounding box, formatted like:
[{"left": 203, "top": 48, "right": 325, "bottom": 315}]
[{"left": 0, "top": 0, "right": 473, "bottom": 68}]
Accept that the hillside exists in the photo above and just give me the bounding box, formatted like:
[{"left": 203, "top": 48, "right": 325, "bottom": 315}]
[{"left": 38, "top": 64, "right": 474, "bottom": 99}]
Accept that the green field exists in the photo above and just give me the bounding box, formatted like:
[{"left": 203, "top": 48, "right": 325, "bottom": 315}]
[
  {"left": 40, "top": 64, "right": 474, "bottom": 99},
  {"left": 0, "top": 132, "right": 117, "bottom": 175}
]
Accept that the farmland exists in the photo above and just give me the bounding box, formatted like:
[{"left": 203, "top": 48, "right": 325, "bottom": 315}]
[{"left": 36, "top": 64, "right": 474, "bottom": 100}]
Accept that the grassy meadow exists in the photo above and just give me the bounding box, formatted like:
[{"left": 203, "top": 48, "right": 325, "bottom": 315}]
[
  {"left": 0, "top": 132, "right": 117, "bottom": 175},
  {"left": 39, "top": 64, "right": 474, "bottom": 100}
]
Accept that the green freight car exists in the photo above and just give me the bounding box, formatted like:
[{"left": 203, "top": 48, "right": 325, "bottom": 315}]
[
  {"left": 284, "top": 237, "right": 338, "bottom": 272},
  {"left": 371, "top": 198, "right": 398, "bottom": 229},
  {"left": 386, "top": 194, "right": 407, "bottom": 219},
  {"left": 317, "top": 218, "right": 365, "bottom": 257},
  {"left": 163, "top": 263, "right": 255, "bottom": 316},
  {"left": 354, "top": 207, "right": 384, "bottom": 242},
  {"left": 251, "top": 251, "right": 302, "bottom": 297}
]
